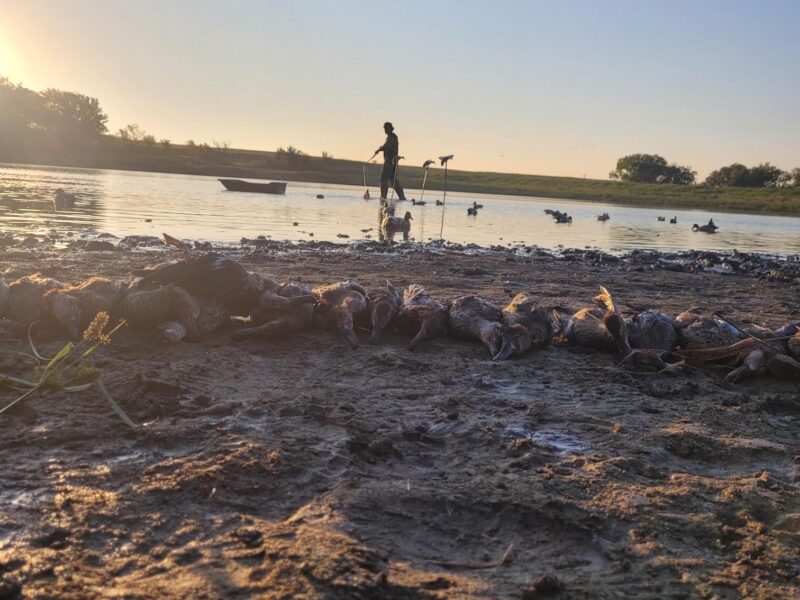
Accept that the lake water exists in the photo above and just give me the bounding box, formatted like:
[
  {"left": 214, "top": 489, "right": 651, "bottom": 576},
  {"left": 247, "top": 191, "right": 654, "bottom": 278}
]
[{"left": 2, "top": 163, "right": 800, "bottom": 254}]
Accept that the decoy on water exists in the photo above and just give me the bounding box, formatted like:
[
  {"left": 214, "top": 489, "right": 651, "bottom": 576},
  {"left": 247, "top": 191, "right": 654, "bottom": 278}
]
[
  {"left": 692, "top": 219, "right": 718, "bottom": 233},
  {"left": 669, "top": 216, "right": 677, "bottom": 224}
]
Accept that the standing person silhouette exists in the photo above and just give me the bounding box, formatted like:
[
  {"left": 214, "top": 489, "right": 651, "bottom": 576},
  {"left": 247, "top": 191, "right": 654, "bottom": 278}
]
[{"left": 375, "top": 122, "right": 406, "bottom": 200}]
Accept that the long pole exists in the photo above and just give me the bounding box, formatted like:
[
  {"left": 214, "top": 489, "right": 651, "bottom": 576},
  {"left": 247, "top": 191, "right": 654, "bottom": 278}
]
[
  {"left": 389, "top": 156, "right": 403, "bottom": 201},
  {"left": 439, "top": 161, "right": 449, "bottom": 239}
]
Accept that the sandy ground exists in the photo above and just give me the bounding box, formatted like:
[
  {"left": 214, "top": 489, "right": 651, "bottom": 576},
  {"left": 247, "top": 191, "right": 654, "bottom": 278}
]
[{"left": 1, "top": 243, "right": 799, "bottom": 599}]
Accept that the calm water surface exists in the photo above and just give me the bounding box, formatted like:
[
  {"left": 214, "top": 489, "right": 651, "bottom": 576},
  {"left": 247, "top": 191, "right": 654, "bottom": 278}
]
[{"left": 2, "top": 164, "right": 800, "bottom": 254}]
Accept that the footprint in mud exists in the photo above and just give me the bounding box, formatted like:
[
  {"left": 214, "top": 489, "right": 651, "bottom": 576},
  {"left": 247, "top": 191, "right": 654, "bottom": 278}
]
[
  {"left": 502, "top": 424, "right": 587, "bottom": 455},
  {"left": 471, "top": 374, "right": 519, "bottom": 393}
]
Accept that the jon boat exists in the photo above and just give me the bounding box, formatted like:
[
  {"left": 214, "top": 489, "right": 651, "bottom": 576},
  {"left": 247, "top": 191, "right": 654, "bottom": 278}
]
[{"left": 219, "top": 178, "right": 287, "bottom": 194}]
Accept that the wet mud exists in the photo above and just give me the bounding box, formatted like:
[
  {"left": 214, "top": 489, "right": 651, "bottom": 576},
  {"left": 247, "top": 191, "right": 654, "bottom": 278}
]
[{"left": 1, "top": 241, "right": 799, "bottom": 599}]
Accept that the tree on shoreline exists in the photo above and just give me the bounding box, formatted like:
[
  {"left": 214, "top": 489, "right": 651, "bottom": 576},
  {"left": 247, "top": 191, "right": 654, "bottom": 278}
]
[
  {"left": 609, "top": 154, "right": 696, "bottom": 185},
  {"left": 705, "top": 162, "right": 790, "bottom": 188}
]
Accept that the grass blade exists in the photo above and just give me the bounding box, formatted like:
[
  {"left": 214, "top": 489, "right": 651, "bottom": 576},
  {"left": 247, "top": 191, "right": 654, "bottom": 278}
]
[{"left": 96, "top": 379, "right": 136, "bottom": 428}]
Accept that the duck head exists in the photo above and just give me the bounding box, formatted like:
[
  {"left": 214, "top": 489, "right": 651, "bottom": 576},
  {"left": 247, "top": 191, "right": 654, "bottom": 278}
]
[
  {"left": 594, "top": 286, "right": 632, "bottom": 355},
  {"left": 404, "top": 211, "right": 413, "bottom": 221},
  {"left": 334, "top": 307, "right": 359, "bottom": 349},
  {"left": 493, "top": 324, "right": 532, "bottom": 361}
]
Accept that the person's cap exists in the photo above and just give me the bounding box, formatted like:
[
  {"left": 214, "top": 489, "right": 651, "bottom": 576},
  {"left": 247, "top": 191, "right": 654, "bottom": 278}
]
[{"left": 383, "top": 122, "right": 394, "bottom": 130}]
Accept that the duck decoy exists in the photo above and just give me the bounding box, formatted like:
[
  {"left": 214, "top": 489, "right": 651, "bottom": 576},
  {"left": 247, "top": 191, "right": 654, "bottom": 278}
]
[
  {"left": 435, "top": 199, "right": 444, "bottom": 206},
  {"left": 396, "top": 284, "right": 448, "bottom": 350},
  {"left": 669, "top": 216, "right": 677, "bottom": 224},
  {"left": 313, "top": 281, "right": 367, "bottom": 349},
  {"left": 597, "top": 212, "right": 610, "bottom": 222},
  {"left": 692, "top": 219, "right": 718, "bottom": 233},
  {"left": 467, "top": 207, "right": 478, "bottom": 216},
  {"left": 657, "top": 216, "right": 666, "bottom": 222},
  {"left": 472, "top": 201, "right": 484, "bottom": 210},
  {"left": 411, "top": 198, "right": 426, "bottom": 206}
]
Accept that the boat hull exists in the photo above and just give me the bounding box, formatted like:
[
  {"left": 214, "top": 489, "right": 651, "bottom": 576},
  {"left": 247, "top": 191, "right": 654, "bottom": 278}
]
[{"left": 219, "top": 179, "right": 287, "bottom": 194}]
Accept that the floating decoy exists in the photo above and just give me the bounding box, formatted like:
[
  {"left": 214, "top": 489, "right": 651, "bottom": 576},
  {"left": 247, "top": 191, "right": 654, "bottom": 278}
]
[{"left": 669, "top": 216, "right": 677, "bottom": 224}]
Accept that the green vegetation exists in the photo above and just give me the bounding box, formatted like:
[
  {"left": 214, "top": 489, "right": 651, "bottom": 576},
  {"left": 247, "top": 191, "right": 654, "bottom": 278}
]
[
  {"left": 3, "top": 76, "right": 800, "bottom": 215},
  {"left": 610, "top": 153, "right": 696, "bottom": 185}
]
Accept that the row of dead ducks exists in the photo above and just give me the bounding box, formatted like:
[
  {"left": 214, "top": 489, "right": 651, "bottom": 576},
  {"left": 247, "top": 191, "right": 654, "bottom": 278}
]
[{"left": 1, "top": 253, "right": 799, "bottom": 382}]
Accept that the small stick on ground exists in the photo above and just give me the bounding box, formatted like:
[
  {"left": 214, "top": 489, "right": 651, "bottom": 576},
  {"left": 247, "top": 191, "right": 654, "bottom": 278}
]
[{"left": 430, "top": 542, "right": 513, "bottom": 570}]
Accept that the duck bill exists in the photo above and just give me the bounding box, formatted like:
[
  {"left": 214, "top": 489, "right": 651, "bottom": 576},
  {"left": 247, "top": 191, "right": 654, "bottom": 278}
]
[
  {"left": 493, "top": 339, "right": 516, "bottom": 362},
  {"left": 342, "top": 327, "right": 359, "bottom": 349}
]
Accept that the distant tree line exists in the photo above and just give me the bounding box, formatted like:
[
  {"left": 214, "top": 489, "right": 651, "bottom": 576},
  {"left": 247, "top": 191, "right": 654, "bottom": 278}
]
[
  {"left": 611, "top": 153, "right": 800, "bottom": 188},
  {"left": 1, "top": 76, "right": 108, "bottom": 141}
]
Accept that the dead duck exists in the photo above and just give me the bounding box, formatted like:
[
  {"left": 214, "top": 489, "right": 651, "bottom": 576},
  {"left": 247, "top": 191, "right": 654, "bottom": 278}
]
[
  {"left": 396, "top": 284, "right": 448, "bottom": 350},
  {"left": 118, "top": 283, "right": 201, "bottom": 342},
  {"left": 2, "top": 274, "right": 63, "bottom": 324},
  {"left": 382, "top": 211, "right": 412, "bottom": 242},
  {"left": 366, "top": 280, "right": 401, "bottom": 344},
  {"left": 140, "top": 253, "right": 312, "bottom": 318},
  {"left": 560, "top": 287, "right": 631, "bottom": 354},
  {"left": 627, "top": 310, "right": 679, "bottom": 352},
  {"left": 673, "top": 310, "right": 742, "bottom": 349},
  {"left": 313, "top": 281, "right": 368, "bottom": 349},
  {"left": 448, "top": 296, "right": 506, "bottom": 357},
  {"left": 43, "top": 277, "right": 126, "bottom": 339},
  {"left": 231, "top": 282, "right": 313, "bottom": 342},
  {"left": 496, "top": 292, "right": 554, "bottom": 360}
]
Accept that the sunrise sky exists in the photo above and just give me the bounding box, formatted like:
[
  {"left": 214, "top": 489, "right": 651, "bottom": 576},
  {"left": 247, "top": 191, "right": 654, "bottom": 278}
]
[{"left": 2, "top": 0, "right": 799, "bottom": 179}]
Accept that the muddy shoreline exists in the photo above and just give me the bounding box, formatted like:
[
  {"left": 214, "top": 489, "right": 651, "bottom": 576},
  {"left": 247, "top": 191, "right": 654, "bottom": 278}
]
[{"left": 1, "top": 241, "right": 799, "bottom": 599}]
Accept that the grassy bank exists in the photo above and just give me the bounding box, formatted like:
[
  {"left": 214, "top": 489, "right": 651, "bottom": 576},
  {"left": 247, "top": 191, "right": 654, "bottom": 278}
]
[{"left": 3, "top": 136, "right": 800, "bottom": 216}]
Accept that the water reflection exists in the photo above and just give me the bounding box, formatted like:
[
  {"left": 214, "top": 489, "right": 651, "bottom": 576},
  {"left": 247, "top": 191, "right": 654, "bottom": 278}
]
[{"left": 2, "top": 163, "right": 800, "bottom": 255}]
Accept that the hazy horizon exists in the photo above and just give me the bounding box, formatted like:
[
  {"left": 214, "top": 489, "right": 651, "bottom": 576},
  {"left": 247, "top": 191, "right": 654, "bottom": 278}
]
[{"left": 2, "top": 0, "right": 799, "bottom": 180}]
